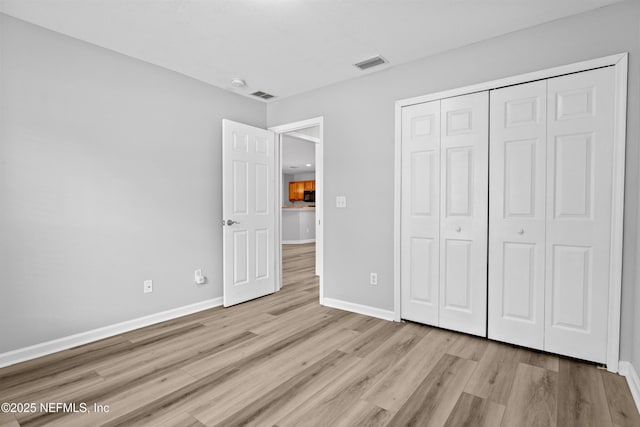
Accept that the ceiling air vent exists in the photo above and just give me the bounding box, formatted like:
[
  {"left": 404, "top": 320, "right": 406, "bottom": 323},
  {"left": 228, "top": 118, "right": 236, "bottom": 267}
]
[
  {"left": 354, "top": 55, "right": 388, "bottom": 70},
  {"left": 251, "top": 91, "right": 275, "bottom": 100}
]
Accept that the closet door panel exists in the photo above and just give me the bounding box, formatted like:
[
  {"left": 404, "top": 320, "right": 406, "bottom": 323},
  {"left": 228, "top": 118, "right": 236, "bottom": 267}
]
[
  {"left": 439, "top": 91, "right": 488, "bottom": 336},
  {"left": 545, "top": 67, "right": 615, "bottom": 363},
  {"left": 401, "top": 101, "right": 441, "bottom": 325},
  {"left": 488, "top": 81, "right": 547, "bottom": 349}
]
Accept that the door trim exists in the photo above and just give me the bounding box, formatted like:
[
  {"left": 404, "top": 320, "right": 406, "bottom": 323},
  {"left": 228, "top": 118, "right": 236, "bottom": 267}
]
[
  {"left": 393, "top": 53, "right": 628, "bottom": 372},
  {"left": 269, "top": 117, "right": 324, "bottom": 303}
]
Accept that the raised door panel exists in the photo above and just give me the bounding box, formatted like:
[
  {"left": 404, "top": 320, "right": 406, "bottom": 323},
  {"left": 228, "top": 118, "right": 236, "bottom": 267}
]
[
  {"left": 553, "top": 133, "right": 593, "bottom": 218},
  {"left": 409, "top": 237, "right": 435, "bottom": 303},
  {"left": 233, "top": 229, "right": 249, "bottom": 285},
  {"left": 502, "top": 243, "right": 537, "bottom": 318},
  {"left": 443, "top": 239, "right": 472, "bottom": 311},
  {"left": 255, "top": 228, "right": 269, "bottom": 280},
  {"left": 504, "top": 139, "right": 537, "bottom": 217},
  {"left": 233, "top": 160, "right": 249, "bottom": 214},
  {"left": 304, "top": 181, "right": 314, "bottom": 191},
  {"left": 550, "top": 245, "right": 592, "bottom": 331},
  {"left": 544, "top": 67, "right": 615, "bottom": 363},
  {"left": 445, "top": 148, "right": 472, "bottom": 216},
  {"left": 401, "top": 100, "right": 441, "bottom": 326},
  {"left": 488, "top": 80, "right": 546, "bottom": 350},
  {"left": 439, "top": 91, "right": 488, "bottom": 336},
  {"left": 255, "top": 163, "right": 269, "bottom": 214}
]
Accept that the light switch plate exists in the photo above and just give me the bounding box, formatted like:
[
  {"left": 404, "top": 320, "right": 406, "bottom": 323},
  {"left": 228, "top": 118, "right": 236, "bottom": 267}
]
[{"left": 336, "top": 196, "right": 347, "bottom": 208}]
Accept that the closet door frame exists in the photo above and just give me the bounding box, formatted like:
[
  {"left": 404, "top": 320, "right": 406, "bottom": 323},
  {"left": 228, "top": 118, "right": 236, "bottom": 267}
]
[{"left": 394, "top": 52, "right": 628, "bottom": 373}]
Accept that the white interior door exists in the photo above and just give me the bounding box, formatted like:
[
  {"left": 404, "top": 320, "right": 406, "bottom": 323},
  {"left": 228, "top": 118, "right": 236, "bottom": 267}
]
[
  {"left": 400, "top": 100, "right": 441, "bottom": 325},
  {"left": 544, "top": 67, "right": 615, "bottom": 363},
  {"left": 439, "top": 91, "right": 489, "bottom": 336},
  {"left": 222, "top": 119, "right": 276, "bottom": 307},
  {"left": 488, "top": 80, "right": 547, "bottom": 349}
]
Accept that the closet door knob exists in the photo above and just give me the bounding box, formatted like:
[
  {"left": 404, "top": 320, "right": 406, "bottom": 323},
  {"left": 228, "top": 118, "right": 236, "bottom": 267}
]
[
  {"left": 518, "top": 228, "right": 524, "bottom": 235},
  {"left": 456, "top": 226, "right": 462, "bottom": 232}
]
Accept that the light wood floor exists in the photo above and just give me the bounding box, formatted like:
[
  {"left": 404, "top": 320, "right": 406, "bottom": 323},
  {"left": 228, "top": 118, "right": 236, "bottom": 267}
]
[{"left": 1, "top": 242, "right": 638, "bottom": 427}]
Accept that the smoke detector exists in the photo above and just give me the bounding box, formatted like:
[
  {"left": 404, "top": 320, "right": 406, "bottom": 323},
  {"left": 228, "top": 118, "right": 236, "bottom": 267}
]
[{"left": 231, "top": 78, "right": 246, "bottom": 88}]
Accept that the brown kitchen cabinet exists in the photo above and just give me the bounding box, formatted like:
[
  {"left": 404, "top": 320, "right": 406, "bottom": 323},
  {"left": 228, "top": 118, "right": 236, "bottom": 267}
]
[
  {"left": 288, "top": 182, "right": 304, "bottom": 201},
  {"left": 288, "top": 180, "right": 315, "bottom": 201}
]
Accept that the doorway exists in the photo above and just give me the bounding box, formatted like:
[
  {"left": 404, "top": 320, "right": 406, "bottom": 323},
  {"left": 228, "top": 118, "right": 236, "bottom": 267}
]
[{"left": 270, "top": 117, "right": 324, "bottom": 303}]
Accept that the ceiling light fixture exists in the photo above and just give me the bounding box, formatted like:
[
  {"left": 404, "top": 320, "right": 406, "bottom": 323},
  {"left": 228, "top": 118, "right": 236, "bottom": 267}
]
[
  {"left": 231, "top": 78, "right": 246, "bottom": 88},
  {"left": 306, "top": 164, "right": 312, "bottom": 167}
]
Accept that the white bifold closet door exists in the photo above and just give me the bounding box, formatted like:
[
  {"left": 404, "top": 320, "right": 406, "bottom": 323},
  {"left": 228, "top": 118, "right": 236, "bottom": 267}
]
[
  {"left": 545, "top": 68, "right": 615, "bottom": 363},
  {"left": 439, "top": 92, "right": 489, "bottom": 336},
  {"left": 400, "top": 100, "right": 441, "bottom": 326},
  {"left": 401, "top": 92, "right": 488, "bottom": 337},
  {"left": 489, "top": 66, "right": 615, "bottom": 363},
  {"left": 488, "top": 80, "right": 547, "bottom": 349}
]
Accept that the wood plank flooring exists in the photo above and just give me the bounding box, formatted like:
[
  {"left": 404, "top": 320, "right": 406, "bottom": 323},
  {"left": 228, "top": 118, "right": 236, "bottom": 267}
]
[{"left": 0, "top": 242, "right": 638, "bottom": 426}]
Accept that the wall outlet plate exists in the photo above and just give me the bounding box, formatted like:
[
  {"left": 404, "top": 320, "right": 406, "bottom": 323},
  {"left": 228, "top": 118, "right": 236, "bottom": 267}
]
[
  {"left": 195, "top": 269, "right": 206, "bottom": 285},
  {"left": 143, "top": 280, "right": 153, "bottom": 293},
  {"left": 336, "top": 196, "right": 347, "bottom": 208},
  {"left": 370, "top": 272, "right": 378, "bottom": 286}
]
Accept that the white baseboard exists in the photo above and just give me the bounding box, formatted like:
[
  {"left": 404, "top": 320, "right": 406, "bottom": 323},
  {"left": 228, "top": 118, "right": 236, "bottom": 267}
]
[
  {"left": 282, "top": 239, "right": 316, "bottom": 245},
  {"left": 619, "top": 360, "right": 640, "bottom": 414},
  {"left": 322, "top": 297, "right": 395, "bottom": 322},
  {"left": 0, "top": 297, "right": 223, "bottom": 368}
]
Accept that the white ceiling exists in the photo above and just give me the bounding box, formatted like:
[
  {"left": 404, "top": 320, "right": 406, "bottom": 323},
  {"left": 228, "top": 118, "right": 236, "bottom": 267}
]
[
  {"left": 0, "top": 0, "right": 622, "bottom": 101},
  {"left": 283, "top": 134, "right": 315, "bottom": 175}
]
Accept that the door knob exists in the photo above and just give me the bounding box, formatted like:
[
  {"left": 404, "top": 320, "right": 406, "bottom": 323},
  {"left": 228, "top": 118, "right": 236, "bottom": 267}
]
[
  {"left": 456, "top": 226, "right": 461, "bottom": 232},
  {"left": 226, "top": 219, "right": 240, "bottom": 226},
  {"left": 518, "top": 228, "right": 524, "bottom": 235}
]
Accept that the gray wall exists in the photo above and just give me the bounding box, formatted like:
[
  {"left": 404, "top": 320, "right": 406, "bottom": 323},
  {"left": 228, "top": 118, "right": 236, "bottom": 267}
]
[
  {"left": 282, "top": 173, "right": 295, "bottom": 206},
  {"left": 634, "top": 8, "right": 640, "bottom": 378},
  {"left": 293, "top": 172, "right": 316, "bottom": 181},
  {"left": 0, "top": 14, "right": 265, "bottom": 353},
  {"left": 267, "top": 0, "right": 640, "bottom": 365},
  {"left": 282, "top": 209, "right": 316, "bottom": 242}
]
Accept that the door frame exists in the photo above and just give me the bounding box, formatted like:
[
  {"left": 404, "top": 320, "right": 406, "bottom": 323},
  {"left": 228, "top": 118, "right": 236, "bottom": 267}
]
[
  {"left": 393, "top": 53, "right": 628, "bottom": 372},
  {"left": 269, "top": 117, "right": 324, "bottom": 303}
]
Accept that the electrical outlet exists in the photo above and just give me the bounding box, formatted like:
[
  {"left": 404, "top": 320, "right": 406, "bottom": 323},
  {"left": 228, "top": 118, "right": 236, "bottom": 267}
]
[
  {"left": 370, "top": 272, "right": 378, "bottom": 286},
  {"left": 143, "top": 280, "right": 153, "bottom": 293},
  {"left": 336, "top": 196, "right": 347, "bottom": 208},
  {"left": 195, "top": 269, "right": 206, "bottom": 285}
]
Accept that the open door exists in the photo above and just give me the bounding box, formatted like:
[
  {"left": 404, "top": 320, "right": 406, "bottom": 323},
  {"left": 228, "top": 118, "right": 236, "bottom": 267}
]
[{"left": 222, "top": 119, "right": 276, "bottom": 306}]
